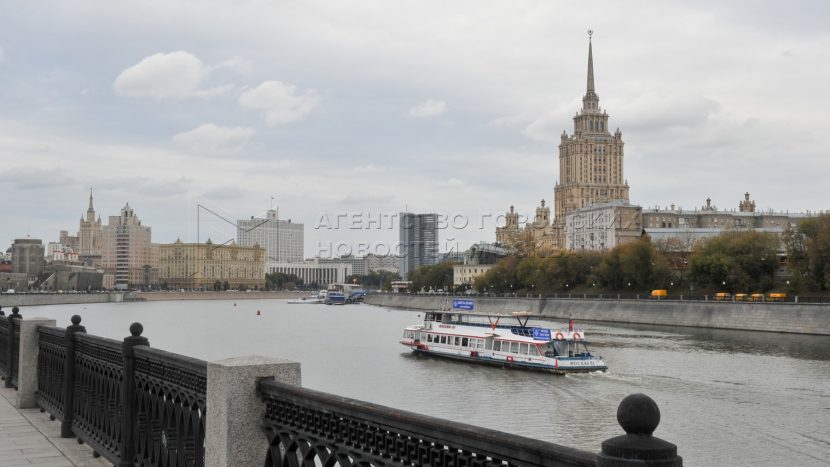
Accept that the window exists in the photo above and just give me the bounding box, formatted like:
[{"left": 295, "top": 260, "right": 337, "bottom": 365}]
[
  {"left": 454, "top": 336, "right": 460, "bottom": 346},
  {"left": 494, "top": 341, "right": 502, "bottom": 352},
  {"left": 461, "top": 337, "right": 469, "bottom": 347},
  {"left": 518, "top": 343, "right": 528, "bottom": 355}
]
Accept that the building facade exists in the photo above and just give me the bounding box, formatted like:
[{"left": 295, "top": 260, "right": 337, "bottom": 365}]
[
  {"left": 497, "top": 33, "right": 629, "bottom": 252},
  {"left": 159, "top": 239, "right": 265, "bottom": 290},
  {"left": 453, "top": 264, "right": 495, "bottom": 287},
  {"left": 565, "top": 201, "right": 642, "bottom": 251},
  {"left": 101, "top": 204, "right": 158, "bottom": 289},
  {"left": 364, "top": 253, "right": 400, "bottom": 274},
  {"left": 237, "top": 209, "right": 304, "bottom": 267},
  {"left": 399, "top": 212, "right": 438, "bottom": 279},
  {"left": 267, "top": 260, "right": 352, "bottom": 287},
  {"left": 11, "top": 238, "right": 45, "bottom": 280}
]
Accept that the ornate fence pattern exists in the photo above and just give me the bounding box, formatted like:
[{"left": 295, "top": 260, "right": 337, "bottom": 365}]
[
  {"left": 259, "top": 379, "right": 598, "bottom": 467},
  {"left": 36, "top": 326, "right": 67, "bottom": 419},
  {"left": 0, "top": 317, "right": 8, "bottom": 376},
  {"left": 73, "top": 333, "right": 124, "bottom": 462},
  {"left": 133, "top": 346, "right": 207, "bottom": 466}
]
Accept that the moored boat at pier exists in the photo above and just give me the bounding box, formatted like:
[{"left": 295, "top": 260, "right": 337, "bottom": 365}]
[{"left": 400, "top": 311, "right": 607, "bottom": 374}]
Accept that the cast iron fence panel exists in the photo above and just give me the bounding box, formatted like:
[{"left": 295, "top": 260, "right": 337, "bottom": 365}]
[
  {"left": 259, "top": 379, "right": 597, "bottom": 467},
  {"left": 0, "top": 317, "right": 8, "bottom": 376},
  {"left": 36, "top": 325, "right": 67, "bottom": 420},
  {"left": 73, "top": 332, "right": 124, "bottom": 464},
  {"left": 133, "top": 345, "right": 207, "bottom": 467},
  {"left": 10, "top": 319, "right": 20, "bottom": 386}
]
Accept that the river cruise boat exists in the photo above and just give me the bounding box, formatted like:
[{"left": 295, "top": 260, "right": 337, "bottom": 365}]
[{"left": 400, "top": 311, "right": 607, "bottom": 374}]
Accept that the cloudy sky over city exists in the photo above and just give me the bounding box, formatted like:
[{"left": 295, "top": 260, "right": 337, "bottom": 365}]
[{"left": 1, "top": 0, "right": 828, "bottom": 256}]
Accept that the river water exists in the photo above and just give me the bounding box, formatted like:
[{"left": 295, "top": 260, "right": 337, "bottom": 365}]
[{"left": 21, "top": 300, "right": 830, "bottom": 466}]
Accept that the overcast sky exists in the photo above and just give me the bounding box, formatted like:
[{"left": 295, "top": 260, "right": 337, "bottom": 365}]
[{"left": 1, "top": 0, "right": 828, "bottom": 257}]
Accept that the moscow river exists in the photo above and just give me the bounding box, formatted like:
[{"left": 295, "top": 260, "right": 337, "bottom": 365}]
[{"left": 22, "top": 299, "right": 830, "bottom": 466}]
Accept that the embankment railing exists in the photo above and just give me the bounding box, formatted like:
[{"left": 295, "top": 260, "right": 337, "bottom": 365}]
[
  {"left": 0, "top": 307, "right": 22, "bottom": 388},
  {"left": 4, "top": 311, "right": 681, "bottom": 466},
  {"left": 260, "top": 378, "right": 599, "bottom": 466}
]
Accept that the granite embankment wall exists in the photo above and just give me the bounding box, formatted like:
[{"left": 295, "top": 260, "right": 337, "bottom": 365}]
[
  {"left": 365, "top": 294, "right": 830, "bottom": 335},
  {"left": 0, "top": 293, "right": 124, "bottom": 308}
]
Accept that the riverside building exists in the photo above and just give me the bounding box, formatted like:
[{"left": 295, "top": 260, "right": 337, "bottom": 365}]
[
  {"left": 399, "top": 212, "right": 438, "bottom": 280},
  {"left": 101, "top": 203, "right": 159, "bottom": 289},
  {"left": 237, "top": 209, "right": 304, "bottom": 273},
  {"left": 497, "top": 32, "right": 629, "bottom": 252},
  {"left": 159, "top": 239, "right": 265, "bottom": 290}
]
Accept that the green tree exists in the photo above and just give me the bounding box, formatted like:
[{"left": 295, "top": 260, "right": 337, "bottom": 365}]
[
  {"left": 688, "top": 231, "right": 778, "bottom": 293},
  {"left": 785, "top": 214, "right": 830, "bottom": 291},
  {"left": 410, "top": 262, "right": 456, "bottom": 292}
]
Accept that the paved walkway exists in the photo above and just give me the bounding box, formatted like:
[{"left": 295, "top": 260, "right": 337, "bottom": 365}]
[{"left": 0, "top": 386, "right": 110, "bottom": 466}]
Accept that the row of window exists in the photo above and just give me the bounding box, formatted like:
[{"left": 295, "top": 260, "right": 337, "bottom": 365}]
[{"left": 420, "top": 332, "right": 542, "bottom": 356}]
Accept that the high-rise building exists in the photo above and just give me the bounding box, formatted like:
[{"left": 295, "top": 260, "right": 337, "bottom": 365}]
[
  {"left": 497, "top": 32, "right": 628, "bottom": 252},
  {"left": 554, "top": 33, "right": 629, "bottom": 220},
  {"left": 102, "top": 203, "right": 158, "bottom": 288},
  {"left": 237, "top": 209, "right": 304, "bottom": 273},
  {"left": 11, "top": 238, "right": 45, "bottom": 280},
  {"left": 78, "top": 190, "right": 103, "bottom": 265},
  {"left": 399, "top": 212, "right": 438, "bottom": 280}
]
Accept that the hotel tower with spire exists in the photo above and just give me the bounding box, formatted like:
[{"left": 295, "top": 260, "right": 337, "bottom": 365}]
[{"left": 497, "top": 32, "right": 630, "bottom": 252}]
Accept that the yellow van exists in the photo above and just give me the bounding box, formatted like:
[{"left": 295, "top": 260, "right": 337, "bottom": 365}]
[
  {"left": 714, "top": 292, "right": 731, "bottom": 301},
  {"left": 651, "top": 289, "right": 668, "bottom": 298},
  {"left": 767, "top": 293, "right": 786, "bottom": 302}
]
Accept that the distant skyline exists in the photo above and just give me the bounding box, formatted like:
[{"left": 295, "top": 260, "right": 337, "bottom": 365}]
[{"left": 1, "top": 1, "right": 828, "bottom": 256}]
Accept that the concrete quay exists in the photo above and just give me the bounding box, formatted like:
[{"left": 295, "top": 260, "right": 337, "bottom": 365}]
[
  {"left": 0, "top": 386, "right": 110, "bottom": 466},
  {"left": 365, "top": 294, "right": 830, "bottom": 336},
  {"left": 0, "top": 293, "right": 123, "bottom": 309}
]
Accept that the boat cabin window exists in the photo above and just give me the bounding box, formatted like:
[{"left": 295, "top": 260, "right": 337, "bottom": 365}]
[
  {"left": 440, "top": 335, "right": 447, "bottom": 344},
  {"left": 454, "top": 336, "right": 460, "bottom": 346},
  {"left": 518, "top": 343, "right": 528, "bottom": 355},
  {"left": 461, "top": 337, "right": 469, "bottom": 347}
]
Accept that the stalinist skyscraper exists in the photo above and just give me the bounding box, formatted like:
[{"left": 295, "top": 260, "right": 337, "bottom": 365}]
[
  {"left": 497, "top": 32, "right": 629, "bottom": 252},
  {"left": 78, "top": 190, "right": 103, "bottom": 265},
  {"left": 554, "top": 31, "right": 629, "bottom": 220}
]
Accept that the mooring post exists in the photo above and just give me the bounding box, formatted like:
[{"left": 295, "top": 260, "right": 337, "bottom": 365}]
[
  {"left": 5, "top": 307, "right": 21, "bottom": 388},
  {"left": 61, "top": 315, "right": 86, "bottom": 437},
  {"left": 16, "top": 317, "right": 57, "bottom": 408},
  {"left": 597, "top": 393, "right": 682, "bottom": 466},
  {"left": 205, "top": 356, "right": 301, "bottom": 467},
  {"left": 120, "top": 323, "right": 149, "bottom": 467}
]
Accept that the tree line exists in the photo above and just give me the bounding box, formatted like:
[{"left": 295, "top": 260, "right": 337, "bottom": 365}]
[{"left": 407, "top": 214, "right": 830, "bottom": 295}]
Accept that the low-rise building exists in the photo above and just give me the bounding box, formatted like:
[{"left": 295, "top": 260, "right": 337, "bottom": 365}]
[
  {"left": 159, "top": 239, "right": 265, "bottom": 290},
  {"left": 453, "top": 264, "right": 495, "bottom": 286},
  {"left": 267, "top": 260, "right": 352, "bottom": 287}
]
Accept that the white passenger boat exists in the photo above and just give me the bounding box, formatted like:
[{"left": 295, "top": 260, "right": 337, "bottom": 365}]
[
  {"left": 400, "top": 311, "right": 607, "bottom": 374},
  {"left": 287, "top": 290, "right": 327, "bottom": 304}
]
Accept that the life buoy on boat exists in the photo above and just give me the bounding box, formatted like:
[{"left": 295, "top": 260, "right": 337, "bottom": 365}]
[
  {"left": 572, "top": 332, "right": 582, "bottom": 340},
  {"left": 506, "top": 356, "right": 514, "bottom": 363},
  {"left": 554, "top": 332, "right": 565, "bottom": 340}
]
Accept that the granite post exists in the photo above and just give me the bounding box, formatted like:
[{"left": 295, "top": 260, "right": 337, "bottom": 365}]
[
  {"left": 16, "top": 317, "right": 56, "bottom": 408},
  {"left": 205, "top": 356, "right": 301, "bottom": 467}
]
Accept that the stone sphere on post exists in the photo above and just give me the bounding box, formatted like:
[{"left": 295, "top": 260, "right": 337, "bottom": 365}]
[
  {"left": 617, "top": 393, "right": 660, "bottom": 436},
  {"left": 129, "top": 322, "right": 143, "bottom": 337},
  {"left": 71, "top": 315, "right": 82, "bottom": 326}
]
